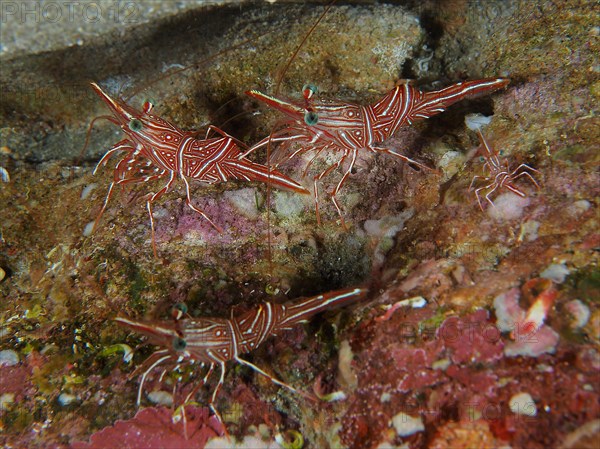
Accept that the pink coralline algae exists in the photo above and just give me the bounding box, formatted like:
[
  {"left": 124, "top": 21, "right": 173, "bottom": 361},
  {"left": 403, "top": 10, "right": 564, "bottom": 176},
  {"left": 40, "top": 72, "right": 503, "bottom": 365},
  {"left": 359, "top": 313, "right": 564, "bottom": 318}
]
[
  {"left": 72, "top": 406, "right": 224, "bottom": 449},
  {"left": 341, "top": 308, "right": 507, "bottom": 448},
  {"left": 437, "top": 310, "right": 504, "bottom": 364},
  {"left": 0, "top": 364, "right": 34, "bottom": 402},
  {"left": 387, "top": 310, "right": 504, "bottom": 393},
  {"left": 341, "top": 284, "right": 600, "bottom": 449},
  {"left": 154, "top": 196, "right": 255, "bottom": 247}
]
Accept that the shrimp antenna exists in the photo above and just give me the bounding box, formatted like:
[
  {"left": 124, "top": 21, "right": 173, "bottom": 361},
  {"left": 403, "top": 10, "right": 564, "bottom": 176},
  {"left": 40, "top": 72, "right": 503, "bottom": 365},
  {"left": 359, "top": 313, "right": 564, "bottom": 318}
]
[
  {"left": 125, "top": 28, "right": 274, "bottom": 102},
  {"left": 265, "top": 1, "right": 336, "bottom": 274},
  {"left": 274, "top": 1, "right": 335, "bottom": 96}
]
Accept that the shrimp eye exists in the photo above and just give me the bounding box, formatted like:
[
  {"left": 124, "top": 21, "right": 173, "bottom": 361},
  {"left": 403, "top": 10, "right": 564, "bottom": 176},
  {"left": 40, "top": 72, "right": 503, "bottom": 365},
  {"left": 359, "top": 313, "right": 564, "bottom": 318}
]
[
  {"left": 129, "top": 118, "right": 143, "bottom": 132},
  {"left": 171, "top": 303, "right": 188, "bottom": 320},
  {"left": 173, "top": 303, "right": 187, "bottom": 313},
  {"left": 479, "top": 156, "right": 485, "bottom": 162},
  {"left": 304, "top": 110, "right": 319, "bottom": 126},
  {"left": 173, "top": 337, "right": 187, "bottom": 351},
  {"left": 302, "top": 83, "right": 318, "bottom": 100}
]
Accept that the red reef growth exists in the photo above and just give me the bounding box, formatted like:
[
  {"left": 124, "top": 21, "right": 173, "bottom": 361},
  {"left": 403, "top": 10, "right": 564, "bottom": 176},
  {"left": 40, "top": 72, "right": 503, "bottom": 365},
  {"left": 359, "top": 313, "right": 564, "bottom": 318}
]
[
  {"left": 340, "top": 286, "right": 599, "bottom": 449},
  {"left": 72, "top": 406, "right": 224, "bottom": 449}
]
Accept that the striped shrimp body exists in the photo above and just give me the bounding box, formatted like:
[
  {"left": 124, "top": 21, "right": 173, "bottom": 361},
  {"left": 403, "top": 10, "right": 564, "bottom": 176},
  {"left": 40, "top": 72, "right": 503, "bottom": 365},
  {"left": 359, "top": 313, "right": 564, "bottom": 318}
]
[
  {"left": 89, "top": 82, "right": 309, "bottom": 256},
  {"left": 115, "top": 287, "right": 367, "bottom": 425},
  {"left": 469, "top": 129, "right": 541, "bottom": 210},
  {"left": 246, "top": 78, "right": 510, "bottom": 228}
]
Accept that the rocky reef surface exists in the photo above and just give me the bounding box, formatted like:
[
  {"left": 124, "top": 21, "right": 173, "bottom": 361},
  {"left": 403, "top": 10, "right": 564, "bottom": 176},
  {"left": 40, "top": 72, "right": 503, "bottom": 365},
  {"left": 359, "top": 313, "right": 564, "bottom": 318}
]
[{"left": 1, "top": 1, "right": 598, "bottom": 448}]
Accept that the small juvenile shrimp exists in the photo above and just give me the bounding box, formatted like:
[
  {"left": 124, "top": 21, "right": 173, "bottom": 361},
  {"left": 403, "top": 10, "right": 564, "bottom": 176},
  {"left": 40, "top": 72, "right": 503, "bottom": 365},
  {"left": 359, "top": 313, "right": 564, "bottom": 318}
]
[{"left": 469, "top": 128, "right": 541, "bottom": 210}]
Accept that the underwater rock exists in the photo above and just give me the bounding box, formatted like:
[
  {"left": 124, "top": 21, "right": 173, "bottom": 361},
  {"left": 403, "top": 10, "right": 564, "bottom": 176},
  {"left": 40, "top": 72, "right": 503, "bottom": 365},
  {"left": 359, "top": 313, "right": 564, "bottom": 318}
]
[
  {"left": 391, "top": 412, "right": 424, "bottom": 437},
  {"left": 566, "top": 299, "right": 591, "bottom": 329},
  {"left": 486, "top": 192, "right": 531, "bottom": 221},
  {"left": 540, "top": 263, "right": 570, "bottom": 284},
  {"left": 205, "top": 436, "right": 282, "bottom": 448},
  {"left": 509, "top": 392, "right": 537, "bottom": 417},
  {"left": 2, "top": 1, "right": 599, "bottom": 448},
  {"left": 0, "top": 349, "right": 19, "bottom": 367}
]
